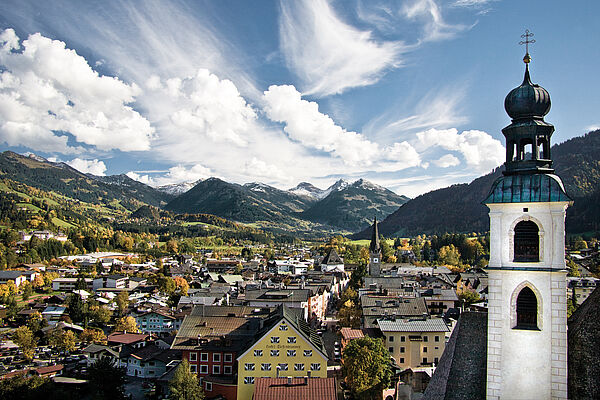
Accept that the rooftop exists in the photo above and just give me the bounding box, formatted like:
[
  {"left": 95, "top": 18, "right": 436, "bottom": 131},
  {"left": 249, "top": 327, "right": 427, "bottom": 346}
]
[
  {"left": 377, "top": 318, "right": 449, "bottom": 333},
  {"left": 253, "top": 377, "right": 337, "bottom": 400}
]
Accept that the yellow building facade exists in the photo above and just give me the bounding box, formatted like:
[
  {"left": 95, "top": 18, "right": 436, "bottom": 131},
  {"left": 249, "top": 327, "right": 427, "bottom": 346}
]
[
  {"left": 236, "top": 316, "right": 328, "bottom": 400},
  {"left": 378, "top": 318, "right": 449, "bottom": 369}
]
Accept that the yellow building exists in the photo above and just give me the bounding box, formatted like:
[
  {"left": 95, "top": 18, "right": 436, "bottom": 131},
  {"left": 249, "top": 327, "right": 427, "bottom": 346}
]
[
  {"left": 236, "top": 306, "right": 328, "bottom": 400},
  {"left": 378, "top": 318, "right": 449, "bottom": 369}
]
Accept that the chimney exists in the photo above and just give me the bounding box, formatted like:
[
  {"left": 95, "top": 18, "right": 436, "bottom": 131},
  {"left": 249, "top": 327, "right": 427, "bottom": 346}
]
[
  {"left": 303, "top": 376, "right": 308, "bottom": 385},
  {"left": 287, "top": 376, "right": 292, "bottom": 386},
  {"left": 276, "top": 366, "right": 280, "bottom": 378},
  {"left": 307, "top": 370, "right": 311, "bottom": 378}
]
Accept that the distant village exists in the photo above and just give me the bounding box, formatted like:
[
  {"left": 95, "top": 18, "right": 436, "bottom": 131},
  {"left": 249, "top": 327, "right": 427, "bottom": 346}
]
[{"left": 0, "top": 223, "right": 597, "bottom": 400}]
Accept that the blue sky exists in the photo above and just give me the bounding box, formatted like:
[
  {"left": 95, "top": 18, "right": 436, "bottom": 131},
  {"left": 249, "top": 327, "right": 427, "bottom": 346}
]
[{"left": 0, "top": 0, "right": 598, "bottom": 197}]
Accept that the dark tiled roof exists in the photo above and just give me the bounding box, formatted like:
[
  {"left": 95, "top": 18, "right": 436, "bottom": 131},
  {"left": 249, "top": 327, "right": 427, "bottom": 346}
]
[
  {"left": 253, "top": 377, "right": 337, "bottom": 400},
  {"left": 362, "top": 297, "right": 428, "bottom": 317},
  {"left": 423, "top": 312, "right": 487, "bottom": 400},
  {"left": 244, "top": 289, "right": 310, "bottom": 303},
  {"left": 0, "top": 270, "right": 26, "bottom": 279},
  {"left": 321, "top": 248, "right": 343, "bottom": 265},
  {"left": 568, "top": 286, "right": 600, "bottom": 399},
  {"left": 171, "top": 315, "right": 262, "bottom": 351}
]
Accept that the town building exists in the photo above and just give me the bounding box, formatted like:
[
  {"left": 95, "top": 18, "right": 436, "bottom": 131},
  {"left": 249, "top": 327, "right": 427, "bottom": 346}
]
[
  {"left": 236, "top": 306, "right": 328, "bottom": 400},
  {"left": 379, "top": 318, "right": 449, "bottom": 369}
]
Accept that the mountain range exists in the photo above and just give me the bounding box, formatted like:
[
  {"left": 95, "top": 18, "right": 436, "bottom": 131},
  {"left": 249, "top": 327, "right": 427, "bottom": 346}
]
[
  {"left": 0, "top": 151, "right": 407, "bottom": 234},
  {"left": 353, "top": 130, "right": 600, "bottom": 238}
]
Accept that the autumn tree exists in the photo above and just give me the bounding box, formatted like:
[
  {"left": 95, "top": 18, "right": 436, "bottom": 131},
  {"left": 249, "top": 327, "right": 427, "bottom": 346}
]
[
  {"left": 115, "top": 291, "right": 129, "bottom": 316},
  {"left": 27, "top": 311, "right": 47, "bottom": 333},
  {"left": 169, "top": 359, "right": 204, "bottom": 400},
  {"left": 114, "top": 316, "right": 139, "bottom": 333},
  {"left": 343, "top": 337, "right": 392, "bottom": 400},
  {"left": 81, "top": 328, "right": 107, "bottom": 344},
  {"left": 438, "top": 244, "right": 461, "bottom": 266},
  {"left": 173, "top": 276, "right": 189, "bottom": 296},
  {"left": 49, "top": 329, "right": 77, "bottom": 353},
  {"left": 88, "top": 304, "right": 112, "bottom": 326},
  {"left": 13, "top": 326, "right": 37, "bottom": 361}
]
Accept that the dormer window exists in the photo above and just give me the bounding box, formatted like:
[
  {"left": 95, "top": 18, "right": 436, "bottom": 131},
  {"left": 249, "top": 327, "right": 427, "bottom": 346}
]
[{"left": 514, "top": 220, "right": 539, "bottom": 262}]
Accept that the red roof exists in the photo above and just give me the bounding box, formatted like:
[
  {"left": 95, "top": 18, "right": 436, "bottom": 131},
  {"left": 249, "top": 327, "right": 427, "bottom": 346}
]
[
  {"left": 107, "top": 332, "right": 149, "bottom": 344},
  {"left": 340, "top": 327, "right": 364, "bottom": 341},
  {"left": 35, "top": 364, "right": 63, "bottom": 376},
  {"left": 253, "top": 377, "right": 336, "bottom": 400}
]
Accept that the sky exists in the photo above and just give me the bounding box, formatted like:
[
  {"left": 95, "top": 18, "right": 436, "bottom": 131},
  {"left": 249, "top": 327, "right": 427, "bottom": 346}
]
[{"left": 0, "top": 0, "right": 598, "bottom": 198}]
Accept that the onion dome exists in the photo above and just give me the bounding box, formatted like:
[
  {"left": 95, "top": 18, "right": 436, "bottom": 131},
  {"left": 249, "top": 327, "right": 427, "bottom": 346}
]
[{"left": 504, "top": 58, "right": 551, "bottom": 120}]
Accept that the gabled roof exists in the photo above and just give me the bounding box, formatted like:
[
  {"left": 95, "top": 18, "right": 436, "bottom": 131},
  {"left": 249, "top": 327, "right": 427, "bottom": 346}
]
[
  {"left": 107, "top": 332, "right": 149, "bottom": 345},
  {"left": 253, "top": 377, "right": 337, "bottom": 400},
  {"left": 0, "top": 270, "right": 26, "bottom": 279},
  {"left": 321, "top": 248, "right": 343, "bottom": 265},
  {"left": 82, "top": 344, "right": 119, "bottom": 358}
]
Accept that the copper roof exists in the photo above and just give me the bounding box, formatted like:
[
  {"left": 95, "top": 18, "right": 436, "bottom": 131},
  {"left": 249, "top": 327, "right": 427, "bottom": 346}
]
[{"left": 253, "top": 377, "right": 337, "bottom": 400}]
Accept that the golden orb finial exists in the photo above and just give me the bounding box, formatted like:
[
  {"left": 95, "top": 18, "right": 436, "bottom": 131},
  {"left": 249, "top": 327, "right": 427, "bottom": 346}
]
[{"left": 523, "top": 53, "right": 531, "bottom": 64}]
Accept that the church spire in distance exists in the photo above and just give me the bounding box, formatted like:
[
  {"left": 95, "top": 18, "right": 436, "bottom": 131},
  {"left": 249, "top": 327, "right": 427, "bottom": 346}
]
[{"left": 369, "top": 216, "right": 380, "bottom": 253}]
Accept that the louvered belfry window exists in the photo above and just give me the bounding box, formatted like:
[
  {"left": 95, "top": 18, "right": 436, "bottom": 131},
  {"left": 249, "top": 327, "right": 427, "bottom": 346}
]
[
  {"left": 516, "top": 287, "right": 538, "bottom": 329},
  {"left": 514, "top": 220, "right": 539, "bottom": 262}
]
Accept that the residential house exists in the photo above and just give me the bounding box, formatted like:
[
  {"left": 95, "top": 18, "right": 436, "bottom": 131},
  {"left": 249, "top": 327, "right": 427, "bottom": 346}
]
[
  {"left": 378, "top": 318, "right": 449, "bottom": 369},
  {"left": 320, "top": 248, "right": 344, "bottom": 273},
  {"left": 42, "top": 306, "right": 66, "bottom": 322},
  {"left": 0, "top": 271, "right": 28, "bottom": 287},
  {"left": 93, "top": 275, "right": 129, "bottom": 291},
  {"left": 236, "top": 306, "right": 329, "bottom": 400},
  {"left": 361, "top": 296, "right": 429, "bottom": 329},
  {"left": 419, "top": 288, "right": 459, "bottom": 316},
  {"left": 127, "top": 343, "right": 181, "bottom": 378},
  {"left": 135, "top": 311, "right": 176, "bottom": 335},
  {"left": 82, "top": 344, "right": 120, "bottom": 366}
]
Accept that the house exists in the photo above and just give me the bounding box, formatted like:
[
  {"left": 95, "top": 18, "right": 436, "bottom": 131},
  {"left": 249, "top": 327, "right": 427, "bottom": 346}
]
[
  {"left": 361, "top": 296, "right": 428, "bottom": 329},
  {"left": 320, "top": 248, "right": 344, "bottom": 273},
  {"left": 243, "top": 289, "right": 310, "bottom": 320},
  {"left": 419, "top": 288, "right": 459, "bottom": 316},
  {"left": 42, "top": 306, "right": 66, "bottom": 322},
  {"left": 127, "top": 343, "right": 181, "bottom": 378},
  {"left": 253, "top": 377, "right": 337, "bottom": 400},
  {"left": 107, "top": 332, "right": 149, "bottom": 347},
  {"left": 567, "top": 277, "right": 599, "bottom": 305},
  {"left": 0, "top": 271, "right": 28, "bottom": 287},
  {"left": 135, "top": 311, "right": 176, "bottom": 335},
  {"left": 340, "top": 328, "right": 364, "bottom": 351},
  {"left": 236, "top": 306, "right": 328, "bottom": 400},
  {"left": 171, "top": 306, "right": 273, "bottom": 400},
  {"left": 32, "top": 364, "right": 64, "bottom": 378},
  {"left": 82, "top": 344, "right": 120, "bottom": 366},
  {"left": 378, "top": 318, "right": 449, "bottom": 370}
]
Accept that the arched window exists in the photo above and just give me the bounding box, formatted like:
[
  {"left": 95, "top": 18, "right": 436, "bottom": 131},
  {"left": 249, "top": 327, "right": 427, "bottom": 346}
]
[
  {"left": 515, "top": 287, "right": 538, "bottom": 329},
  {"left": 514, "top": 220, "right": 539, "bottom": 262}
]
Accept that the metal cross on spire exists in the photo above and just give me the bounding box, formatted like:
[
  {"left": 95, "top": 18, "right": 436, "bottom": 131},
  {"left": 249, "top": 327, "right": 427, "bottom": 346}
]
[{"left": 519, "top": 29, "right": 535, "bottom": 63}]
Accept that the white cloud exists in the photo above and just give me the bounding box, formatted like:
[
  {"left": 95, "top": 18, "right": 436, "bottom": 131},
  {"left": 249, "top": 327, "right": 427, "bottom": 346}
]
[
  {"left": 127, "top": 163, "right": 212, "bottom": 187},
  {"left": 417, "top": 128, "right": 504, "bottom": 171},
  {"left": 402, "top": 0, "right": 470, "bottom": 42},
  {"left": 245, "top": 158, "right": 288, "bottom": 182},
  {"left": 0, "top": 28, "right": 153, "bottom": 154},
  {"left": 364, "top": 85, "right": 468, "bottom": 142},
  {"left": 433, "top": 154, "right": 460, "bottom": 168},
  {"left": 66, "top": 158, "right": 107, "bottom": 176},
  {"left": 263, "top": 84, "right": 421, "bottom": 171},
  {"left": 279, "top": 0, "right": 406, "bottom": 96}
]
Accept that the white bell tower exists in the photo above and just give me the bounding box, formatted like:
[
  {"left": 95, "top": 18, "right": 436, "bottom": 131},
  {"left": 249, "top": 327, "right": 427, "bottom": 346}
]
[{"left": 484, "top": 38, "right": 572, "bottom": 400}]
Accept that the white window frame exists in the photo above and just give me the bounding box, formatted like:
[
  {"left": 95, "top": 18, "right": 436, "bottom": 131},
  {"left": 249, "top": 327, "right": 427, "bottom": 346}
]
[
  {"left": 224, "top": 353, "right": 233, "bottom": 362},
  {"left": 200, "top": 353, "right": 208, "bottom": 362},
  {"left": 190, "top": 364, "right": 197, "bottom": 373},
  {"left": 200, "top": 365, "right": 208, "bottom": 374},
  {"left": 287, "top": 337, "right": 297, "bottom": 344},
  {"left": 213, "top": 353, "right": 221, "bottom": 362},
  {"left": 254, "top": 350, "right": 263, "bottom": 357},
  {"left": 294, "top": 363, "right": 304, "bottom": 371},
  {"left": 205, "top": 382, "right": 212, "bottom": 391},
  {"left": 189, "top": 352, "right": 197, "bottom": 361},
  {"left": 287, "top": 350, "right": 296, "bottom": 357},
  {"left": 303, "top": 350, "right": 312, "bottom": 357},
  {"left": 212, "top": 365, "right": 220, "bottom": 375},
  {"left": 271, "top": 337, "right": 280, "bottom": 343},
  {"left": 224, "top": 365, "right": 232, "bottom": 374}
]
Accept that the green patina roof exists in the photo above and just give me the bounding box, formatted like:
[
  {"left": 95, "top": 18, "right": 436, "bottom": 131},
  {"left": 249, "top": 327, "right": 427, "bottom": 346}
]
[{"left": 484, "top": 173, "right": 571, "bottom": 204}]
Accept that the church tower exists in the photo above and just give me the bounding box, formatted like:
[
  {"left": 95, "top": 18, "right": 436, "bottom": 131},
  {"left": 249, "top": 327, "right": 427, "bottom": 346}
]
[
  {"left": 369, "top": 217, "right": 382, "bottom": 277},
  {"left": 484, "top": 35, "right": 571, "bottom": 399}
]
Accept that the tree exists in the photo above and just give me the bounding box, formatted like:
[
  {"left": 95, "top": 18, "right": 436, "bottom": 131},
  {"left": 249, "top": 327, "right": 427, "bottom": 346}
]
[
  {"left": 81, "top": 328, "right": 107, "bottom": 344},
  {"left": 166, "top": 239, "right": 179, "bottom": 254},
  {"left": 115, "top": 291, "right": 129, "bottom": 317},
  {"left": 173, "top": 276, "right": 189, "bottom": 296},
  {"left": 88, "top": 356, "right": 127, "bottom": 399},
  {"left": 567, "top": 259, "right": 580, "bottom": 277},
  {"left": 458, "top": 288, "right": 481, "bottom": 306},
  {"left": 114, "top": 316, "right": 139, "bottom": 333},
  {"left": 13, "top": 326, "right": 37, "bottom": 361},
  {"left": 338, "top": 300, "right": 362, "bottom": 329},
  {"left": 48, "top": 329, "right": 77, "bottom": 353},
  {"left": 21, "top": 282, "right": 33, "bottom": 301},
  {"left": 67, "top": 293, "right": 85, "bottom": 322},
  {"left": 27, "top": 311, "right": 47, "bottom": 333},
  {"left": 89, "top": 304, "right": 112, "bottom": 326},
  {"left": 169, "top": 359, "right": 204, "bottom": 400},
  {"left": 343, "top": 337, "right": 392, "bottom": 400},
  {"left": 158, "top": 276, "right": 177, "bottom": 295},
  {"left": 438, "top": 244, "right": 461, "bottom": 266}
]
